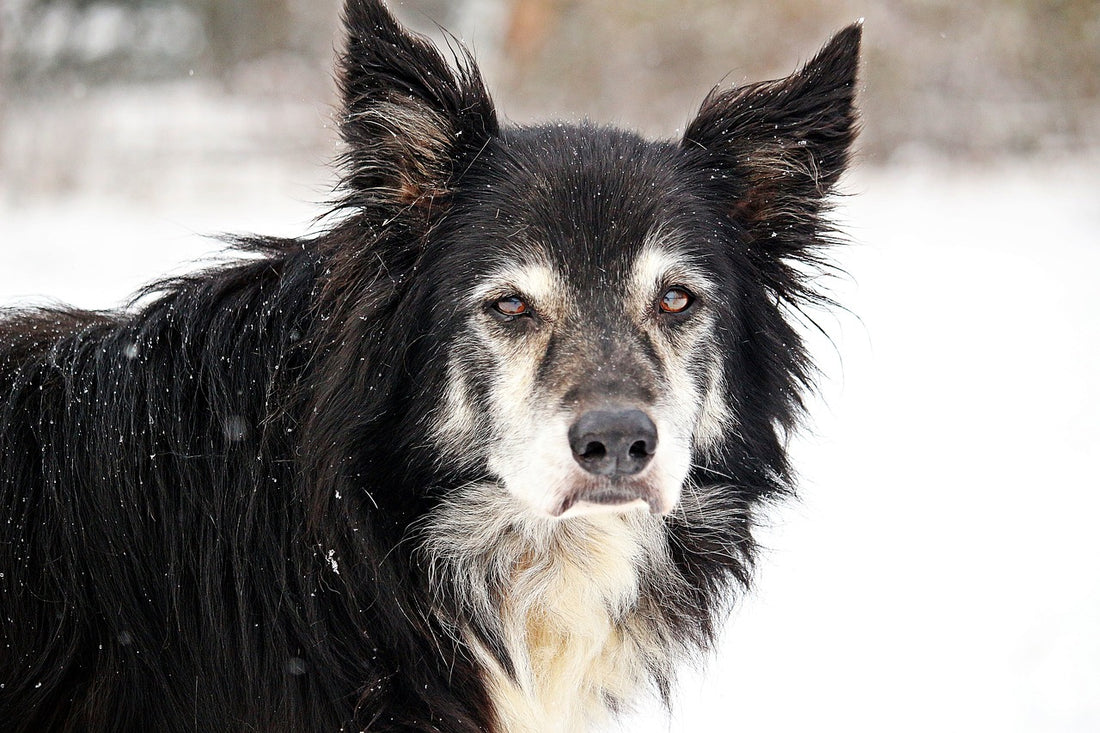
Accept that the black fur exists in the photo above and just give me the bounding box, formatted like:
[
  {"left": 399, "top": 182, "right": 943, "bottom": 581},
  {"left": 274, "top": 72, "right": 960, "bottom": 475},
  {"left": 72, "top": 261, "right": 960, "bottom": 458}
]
[{"left": 0, "top": 2, "right": 859, "bottom": 730}]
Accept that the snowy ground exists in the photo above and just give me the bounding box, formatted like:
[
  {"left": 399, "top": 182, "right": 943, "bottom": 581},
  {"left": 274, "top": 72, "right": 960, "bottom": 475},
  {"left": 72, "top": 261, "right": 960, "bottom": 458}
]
[{"left": 2, "top": 155, "right": 1098, "bottom": 731}]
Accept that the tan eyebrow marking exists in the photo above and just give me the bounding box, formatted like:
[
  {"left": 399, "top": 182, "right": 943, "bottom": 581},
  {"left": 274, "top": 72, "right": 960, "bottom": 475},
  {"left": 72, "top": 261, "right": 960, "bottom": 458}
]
[
  {"left": 470, "top": 261, "right": 572, "bottom": 322},
  {"left": 628, "top": 234, "right": 716, "bottom": 317}
]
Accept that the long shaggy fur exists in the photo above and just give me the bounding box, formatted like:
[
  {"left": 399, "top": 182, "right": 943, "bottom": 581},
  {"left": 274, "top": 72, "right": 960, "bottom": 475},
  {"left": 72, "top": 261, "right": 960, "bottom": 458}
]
[{"left": 0, "top": 2, "right": 860, "bottom": 730}]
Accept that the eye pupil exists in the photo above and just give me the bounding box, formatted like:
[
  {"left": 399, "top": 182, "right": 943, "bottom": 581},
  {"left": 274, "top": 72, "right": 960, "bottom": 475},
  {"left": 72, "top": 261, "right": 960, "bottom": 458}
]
[
  {"left": 660, "top": 288, "right": 693, "bottom": 314},
  {"left": 495, "top": 296, "right": 528, "bottom": 316}
]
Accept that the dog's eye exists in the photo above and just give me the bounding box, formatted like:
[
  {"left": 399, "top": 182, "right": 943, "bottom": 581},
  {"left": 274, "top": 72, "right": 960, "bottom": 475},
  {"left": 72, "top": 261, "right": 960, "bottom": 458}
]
[
  {"left": 493, "top": 296, "right": 529, "bottom": 317},
  {"left": 659, "top": 287, "right": 694, "bottom": 315}
]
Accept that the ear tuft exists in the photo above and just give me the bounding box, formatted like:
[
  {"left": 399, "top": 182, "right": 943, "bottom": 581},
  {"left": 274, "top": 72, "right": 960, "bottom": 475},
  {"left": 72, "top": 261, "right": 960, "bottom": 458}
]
[{"left": 336, "top": 0, "right": 498, "bottom": 213}]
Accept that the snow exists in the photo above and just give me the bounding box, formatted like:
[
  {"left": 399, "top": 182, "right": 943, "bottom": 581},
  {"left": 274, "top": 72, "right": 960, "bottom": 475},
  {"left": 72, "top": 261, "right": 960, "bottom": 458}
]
[
  {"left": 0, "top": 183, "right": 324, "bottom": 311},
  {"left": 2, "top": 157, "right": 1099, "bottom": 730}
]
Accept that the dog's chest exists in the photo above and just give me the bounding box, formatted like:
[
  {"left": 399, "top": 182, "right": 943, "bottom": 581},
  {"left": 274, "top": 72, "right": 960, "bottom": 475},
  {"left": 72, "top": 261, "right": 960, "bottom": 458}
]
[{"left": 480, "top": 517, "right": 663, "bottom": 732}]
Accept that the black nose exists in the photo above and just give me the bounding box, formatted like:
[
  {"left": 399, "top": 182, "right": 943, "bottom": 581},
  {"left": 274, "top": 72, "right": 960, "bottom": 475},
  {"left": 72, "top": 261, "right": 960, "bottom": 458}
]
[{"left": 568, "top": 409, "right": 658, "bottom": 477}]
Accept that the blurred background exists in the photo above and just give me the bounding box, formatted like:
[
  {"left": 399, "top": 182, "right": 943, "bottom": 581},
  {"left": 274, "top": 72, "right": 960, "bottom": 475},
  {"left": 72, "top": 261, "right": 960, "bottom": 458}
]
[
  {"left": 2, "top": 1, "right": 1098, "bottom": 731},
  {"left": 4, "top": 0, "right": 1100, "bottom": 203}
]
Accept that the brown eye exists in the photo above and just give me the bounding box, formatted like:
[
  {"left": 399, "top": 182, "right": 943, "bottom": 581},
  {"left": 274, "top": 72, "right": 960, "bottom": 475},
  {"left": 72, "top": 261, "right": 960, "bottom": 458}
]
[
  {"left": 659, "top": 287, "right": 694, "bottom": 314},
  {"left": 493, "top": 296, "right": 528, "bottom": 317}
]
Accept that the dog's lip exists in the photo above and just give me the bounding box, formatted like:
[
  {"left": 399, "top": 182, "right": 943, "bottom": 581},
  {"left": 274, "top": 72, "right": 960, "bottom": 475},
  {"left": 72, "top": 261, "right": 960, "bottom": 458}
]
[{"left": 553, "top": 481, "right": 665, "bottom": 517}]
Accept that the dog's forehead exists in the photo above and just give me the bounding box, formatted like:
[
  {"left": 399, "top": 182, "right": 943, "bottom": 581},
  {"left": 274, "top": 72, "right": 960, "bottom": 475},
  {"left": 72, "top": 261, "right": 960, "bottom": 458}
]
[{"left": 458, "top": 125, "right": 705, "bottom": 285}]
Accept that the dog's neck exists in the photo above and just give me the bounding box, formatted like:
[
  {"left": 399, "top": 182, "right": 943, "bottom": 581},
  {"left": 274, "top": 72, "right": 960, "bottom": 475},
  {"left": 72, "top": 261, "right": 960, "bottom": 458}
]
[{"left": 418, "top": 486, "right": 679, "bottom": 731}]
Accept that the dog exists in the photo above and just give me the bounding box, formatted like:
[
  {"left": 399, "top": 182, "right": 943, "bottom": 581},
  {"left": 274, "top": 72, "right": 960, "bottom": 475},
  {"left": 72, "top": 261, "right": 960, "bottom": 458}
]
[{"left": 0, "top": 1, "right": 860, "bottom": 730}]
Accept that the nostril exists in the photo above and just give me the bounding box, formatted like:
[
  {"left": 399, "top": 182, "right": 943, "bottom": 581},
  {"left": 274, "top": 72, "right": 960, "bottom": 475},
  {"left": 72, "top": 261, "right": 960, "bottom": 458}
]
[
  {"left": 582, "top": 441, "right": 607, "bottom": 459},
  {"left": 628, "top": 439, "right": 650, "bottom": 459}
]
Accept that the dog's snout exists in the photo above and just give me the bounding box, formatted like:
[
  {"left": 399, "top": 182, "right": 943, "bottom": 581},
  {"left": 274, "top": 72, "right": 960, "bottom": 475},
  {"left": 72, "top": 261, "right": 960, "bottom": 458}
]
[{"left": 568, "top": 409, "right": 657, "bottom": 476}]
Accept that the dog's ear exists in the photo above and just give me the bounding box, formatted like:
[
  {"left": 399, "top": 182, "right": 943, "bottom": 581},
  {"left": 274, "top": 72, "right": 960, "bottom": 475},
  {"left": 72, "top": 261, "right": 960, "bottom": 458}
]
[
  {"left": 336, "top": 0, "right": 498, "bottom": 213},
  {"left": 682, "top": 23, "right": 861, "bottom": 275}
]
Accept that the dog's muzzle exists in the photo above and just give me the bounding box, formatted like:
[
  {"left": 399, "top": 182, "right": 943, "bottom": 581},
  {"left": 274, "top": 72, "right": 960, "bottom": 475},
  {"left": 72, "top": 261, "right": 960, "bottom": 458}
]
[{"left": 558, "top": 407, "right": 661, "bottom": 515}]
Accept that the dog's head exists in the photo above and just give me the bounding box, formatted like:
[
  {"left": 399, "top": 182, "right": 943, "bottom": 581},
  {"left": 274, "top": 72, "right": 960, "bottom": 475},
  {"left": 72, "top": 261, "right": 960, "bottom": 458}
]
[{"left": 327, "top": 0, "right": 859, "bottom": 520}]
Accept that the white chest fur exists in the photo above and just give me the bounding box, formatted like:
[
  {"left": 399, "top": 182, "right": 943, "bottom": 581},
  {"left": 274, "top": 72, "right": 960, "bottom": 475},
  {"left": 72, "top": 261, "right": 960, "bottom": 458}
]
[
  {"left": 481, "top": 515, "right": 658, "bottom": 732},
  {"left": 418, "top": 487, "right": 678, "bottom": 732}
]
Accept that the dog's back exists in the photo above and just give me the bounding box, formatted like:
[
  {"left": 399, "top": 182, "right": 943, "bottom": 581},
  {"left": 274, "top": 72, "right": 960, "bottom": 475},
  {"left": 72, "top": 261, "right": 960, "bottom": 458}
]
[{"left": 0, "top": 257, "right": 339, "bottom": 730}]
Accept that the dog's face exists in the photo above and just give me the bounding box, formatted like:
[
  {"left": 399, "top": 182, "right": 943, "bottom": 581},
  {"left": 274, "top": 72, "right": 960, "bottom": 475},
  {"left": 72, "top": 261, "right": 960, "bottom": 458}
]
[
  {"left": 330, "top": 1, "right": 859, "bottom": 520},
  {"left": 424, "top": 130, "right": 736, "bottom": 518}
]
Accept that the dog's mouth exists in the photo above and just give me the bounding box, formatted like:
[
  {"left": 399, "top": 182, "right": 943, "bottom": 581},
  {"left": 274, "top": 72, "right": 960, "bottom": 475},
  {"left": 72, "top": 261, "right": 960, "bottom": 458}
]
[{"left": 553, "top": 480, "right": 664, "bottom": 518}]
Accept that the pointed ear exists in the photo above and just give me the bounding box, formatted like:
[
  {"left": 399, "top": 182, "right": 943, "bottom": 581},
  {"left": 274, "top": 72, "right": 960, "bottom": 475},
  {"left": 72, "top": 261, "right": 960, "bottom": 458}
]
[
  {"left": 682, "top": 23, "right": 861, "bottom": 260},
  {"left": 336, "top": 0, "right": 498, "bottom": 213}
]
